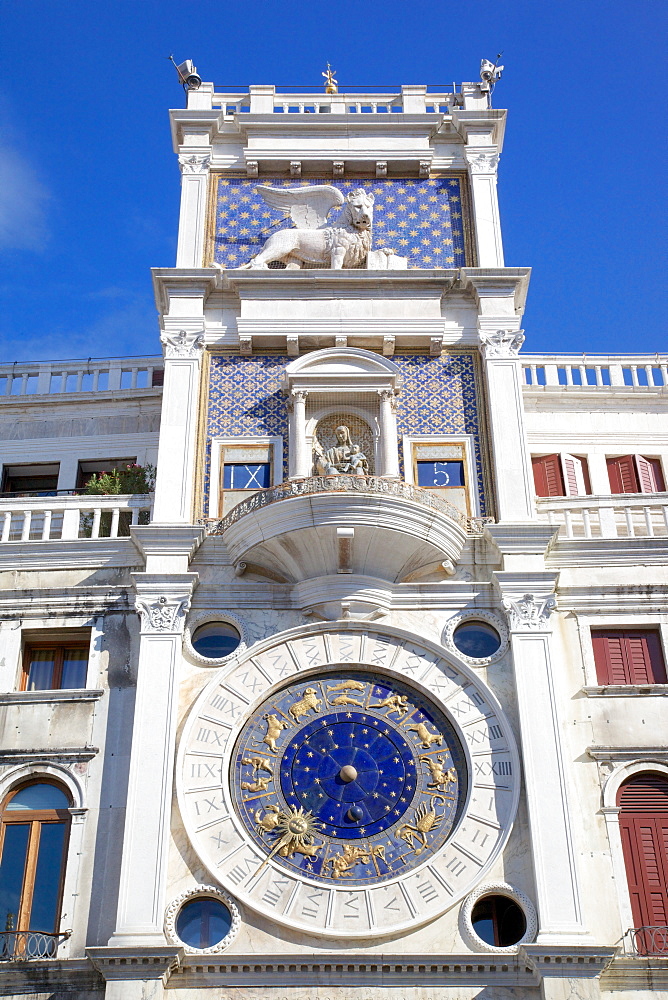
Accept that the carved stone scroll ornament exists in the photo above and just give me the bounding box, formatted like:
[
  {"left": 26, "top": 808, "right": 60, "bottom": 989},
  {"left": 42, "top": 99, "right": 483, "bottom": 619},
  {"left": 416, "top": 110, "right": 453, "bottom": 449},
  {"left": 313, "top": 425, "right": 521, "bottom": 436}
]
[
  {"left": 178, "top": 153, "right": 211, "bottom": 175},
  {"left": 466, "top": 151, "right": 500, "bottom": 174},
  {"left": 502, "top": 593, "right": 556, "bottom": 631},
  {"left": 160, "top": 329, "right": 205, "bottom": 359},
  {"left": 135, "top": 594, "right": 191, "bottom": 634},
  {"left": 478, "top": 329, "right": 525, "bottom": 359}
]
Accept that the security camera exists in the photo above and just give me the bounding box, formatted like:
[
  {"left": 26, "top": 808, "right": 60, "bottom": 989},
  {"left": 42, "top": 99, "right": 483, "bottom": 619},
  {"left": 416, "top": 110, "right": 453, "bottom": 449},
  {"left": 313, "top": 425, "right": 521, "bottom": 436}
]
[
  {"left": 175, "top": 59, "right": 201, "bottom": 90},
  {"left": 480, "top": 57, "right": 504, "bottom": 93}
]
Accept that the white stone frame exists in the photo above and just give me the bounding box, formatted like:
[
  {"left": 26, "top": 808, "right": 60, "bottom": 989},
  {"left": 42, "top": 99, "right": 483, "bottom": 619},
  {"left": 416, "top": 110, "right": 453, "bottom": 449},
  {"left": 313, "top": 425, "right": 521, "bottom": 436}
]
[
  {"left": 183, "top": 611, "right": 248, "bottom": 667},
  {"left": 0, "top": 616, "right": 103, "bottom": 693},
  {"left": 442, "top": 610, "right": 509, "bottom": 667},
  {"left": 459, "top": 880, "right": 538, "bottom": 954},
  {"left": 164, "top": 884, "right": 240, "bottom": 955},
  {"left": 402, "top": 434, "right": 481, "bottom": 517},
  {"left": 306, "top": 404, "right": 380, "bottom": 476},
  {"left": 208, "top": 436, "right": 283, "bottom": 519},
  {"left": 574, "top": 613, "right": 668, "bottom": 689},
  {"left": 283, "top": 348, "right": 402, "bottom": 479},
  {"left": 598, "top": 755, "right": 668, "bottom": 938},
  {"left": 0, "top": 761, "right": 86, "bottom": 960}
]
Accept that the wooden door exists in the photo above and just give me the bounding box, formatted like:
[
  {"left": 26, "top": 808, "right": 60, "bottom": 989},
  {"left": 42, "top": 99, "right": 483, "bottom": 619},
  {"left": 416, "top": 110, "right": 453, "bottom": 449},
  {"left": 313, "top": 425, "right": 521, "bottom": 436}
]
[{"left": 618, "top": 774, "right": 668, "bottom": 954}]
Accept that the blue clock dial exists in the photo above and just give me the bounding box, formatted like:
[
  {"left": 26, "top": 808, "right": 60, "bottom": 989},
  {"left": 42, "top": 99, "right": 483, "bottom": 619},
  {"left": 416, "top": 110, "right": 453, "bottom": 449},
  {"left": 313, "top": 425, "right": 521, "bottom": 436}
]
[{"left": 232, "top": 672, "right": 468, "bottom": 886}]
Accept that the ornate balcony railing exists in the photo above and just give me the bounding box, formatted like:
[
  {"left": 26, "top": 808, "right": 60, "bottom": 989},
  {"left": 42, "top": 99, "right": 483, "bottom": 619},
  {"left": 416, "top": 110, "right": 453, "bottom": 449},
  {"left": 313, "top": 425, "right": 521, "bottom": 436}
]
[
  {"left": 624, "top": 925, "right": 668, "bottom": 956},
  {"left": 536, "top": 494, "right": 668, "bottom": 540},
  {"left": 0, "top": 929, "right": 71, "bottom": 961},
  {"left": 204, "top": 476, "right": 492, "bottom": 536}
]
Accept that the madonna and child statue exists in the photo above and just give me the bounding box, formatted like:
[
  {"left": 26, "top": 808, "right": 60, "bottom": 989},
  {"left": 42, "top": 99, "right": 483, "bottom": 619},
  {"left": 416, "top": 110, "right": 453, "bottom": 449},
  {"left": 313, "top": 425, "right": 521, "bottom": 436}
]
[{"left": 314, "top": 425, "right": 370, "bottom": 476}]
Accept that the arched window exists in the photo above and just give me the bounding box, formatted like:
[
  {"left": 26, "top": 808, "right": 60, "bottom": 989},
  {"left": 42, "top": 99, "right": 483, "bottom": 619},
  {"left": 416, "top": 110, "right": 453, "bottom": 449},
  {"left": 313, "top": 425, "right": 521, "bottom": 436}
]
[
  {"left": 618, "top": 772, "right": 668, "bottom": 954},
  {"left": 0, "top": 781, "right": 71, "bottom": 956}
]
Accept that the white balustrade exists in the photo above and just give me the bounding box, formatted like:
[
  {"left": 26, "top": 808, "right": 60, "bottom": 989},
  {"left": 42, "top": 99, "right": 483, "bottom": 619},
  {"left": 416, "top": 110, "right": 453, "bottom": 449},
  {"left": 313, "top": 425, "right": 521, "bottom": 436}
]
[
  {"left": 0, "top": 495, "right": 153, "bottom": 542},
  {"left": 0, "top": 356, "right": 163, "bottom": 399},
  {"left": 212, "top": 90, "right": 458, "bottom": 116},
  {"left": 537, "top": 495, "right": 668, "bottom": 539},
  {"left": 522, "top": 354, "right": 668, "bottom": 390}
]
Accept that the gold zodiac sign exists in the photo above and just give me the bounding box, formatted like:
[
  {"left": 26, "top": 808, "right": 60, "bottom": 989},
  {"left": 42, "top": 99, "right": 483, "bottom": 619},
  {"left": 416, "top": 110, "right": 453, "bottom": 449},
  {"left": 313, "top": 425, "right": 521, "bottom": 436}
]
[
  {"left": 240, "top": 774, "right": 272, "bottom": 794},
  {"left": 241, "top": 755, "right": 273, "bottom": 775},
  {"left": 420, "top": 756, "right": 457, "bottom": 792},
  {"left": 255, "top": 802, "right": 281, "bottom": 834},
  {"left": 256, "top": 805, "right": 323, "bottom": 872},
  {"left": 370, "top": 692, "right": 410, "bottom": 717},
  {"left": 329, "top": 693, "right": 364, "bottom": 707},
  {"left": 327, "top": 680, "right": 366, "bottom": 693},
  {"left": 326, "top": 843, "right": 385, "bottom": 879},
  {"left": 257, "top": 713, "right": 290, "bottom": 753},
  {"left": 396, "top": 794, "right": 448, "bottom": 855},
  {"left": 288, "top": 687, "right": 322, "bottom": 723},
  {"left": 407, "top": 721, "right": 443, "bottom": 748}
]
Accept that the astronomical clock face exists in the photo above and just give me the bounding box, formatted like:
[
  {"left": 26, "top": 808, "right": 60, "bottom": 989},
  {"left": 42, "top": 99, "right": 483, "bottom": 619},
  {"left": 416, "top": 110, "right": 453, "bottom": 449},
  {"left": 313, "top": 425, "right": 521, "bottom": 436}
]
[{"left": 178, "top": 625, "right": 519, "bottom": 938}]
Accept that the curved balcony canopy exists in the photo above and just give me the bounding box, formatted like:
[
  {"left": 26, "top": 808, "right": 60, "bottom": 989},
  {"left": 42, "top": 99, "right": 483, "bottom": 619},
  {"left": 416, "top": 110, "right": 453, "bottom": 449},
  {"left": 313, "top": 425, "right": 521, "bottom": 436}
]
[{"left": 205, "top": 476, "right": 490, "bottom": 584}]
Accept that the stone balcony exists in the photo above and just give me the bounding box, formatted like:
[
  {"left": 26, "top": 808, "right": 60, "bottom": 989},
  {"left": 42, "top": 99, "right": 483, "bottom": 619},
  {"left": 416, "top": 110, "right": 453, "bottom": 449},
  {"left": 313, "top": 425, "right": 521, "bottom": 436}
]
[
  {"left": 204, "top": 476, "right": 490, "bottom": 584},
  {"left": 536, "top": 493, "right": 668, "bottom": 539},
  {"left": 0, "top": 494, "right": 154, "bottom": 542}
]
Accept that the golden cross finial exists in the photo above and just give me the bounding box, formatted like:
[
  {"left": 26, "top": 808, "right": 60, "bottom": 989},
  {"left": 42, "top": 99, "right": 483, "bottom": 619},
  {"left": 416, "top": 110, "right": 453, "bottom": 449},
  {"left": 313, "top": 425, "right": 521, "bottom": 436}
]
[{"left": 322, "top": 63, "right": 338, "bottom": 94}]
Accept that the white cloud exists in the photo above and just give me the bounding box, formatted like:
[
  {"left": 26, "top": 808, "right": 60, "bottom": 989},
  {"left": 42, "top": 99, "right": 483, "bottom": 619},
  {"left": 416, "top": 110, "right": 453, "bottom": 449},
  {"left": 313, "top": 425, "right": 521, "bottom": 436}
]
[{"left": 0, "top": 143, "right": 50, "bottom": 252}]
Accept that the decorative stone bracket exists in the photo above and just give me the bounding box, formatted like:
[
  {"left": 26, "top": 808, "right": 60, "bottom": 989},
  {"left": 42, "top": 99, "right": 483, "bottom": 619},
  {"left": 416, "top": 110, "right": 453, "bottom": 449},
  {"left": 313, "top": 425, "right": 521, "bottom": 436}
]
[
  {"left": 160, "top": 329, "right": 205, "bottom": 359},
  {"left": 479, "top": 328, "right": 525, "bottom": 359}
]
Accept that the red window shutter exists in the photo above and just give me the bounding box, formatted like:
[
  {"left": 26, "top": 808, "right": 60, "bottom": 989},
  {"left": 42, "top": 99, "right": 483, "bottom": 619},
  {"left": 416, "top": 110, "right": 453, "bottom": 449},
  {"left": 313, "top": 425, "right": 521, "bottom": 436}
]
[
  {"left": 636, "top": 455, "right": 657, "bottom": 494},
  {"left": 607, "top": 456, "right": 639, "bottom": 494},
  {"left": 618, "top": 776, "right": 668, "bottom": 937},
  {"left": 561, "top": 454, "right": 587, "bottom": 496},
  {"left": 591, "top": 631, "right": 667, "bottom": 685},
  {"left": 532, "top": 455, "right": 565, "bottom": 497}
]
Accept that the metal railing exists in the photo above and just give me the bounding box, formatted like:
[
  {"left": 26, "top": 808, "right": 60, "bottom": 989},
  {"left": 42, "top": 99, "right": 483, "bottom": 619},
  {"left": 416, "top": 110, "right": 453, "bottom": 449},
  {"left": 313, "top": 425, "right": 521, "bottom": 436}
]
[
  {"left": 204, "top": 476, "right": 492, "bottom": 536},
  {"left": 536, "top": 494, "right": 668, "bottom": 539},
  {"left": 624, "top": 925, "right": 668, "bottom": 956},
  {"left": 0, "top": 356, "right": 163, "bottom": 399},
  {"left": 522, "top": 354, "right": 668, "bottom": 390},
  {"left": 0, "top": 494, "right": 153, "bottom": 542},
  {"left": 0, "top": 929, "right": 70, "bottom": 961}
]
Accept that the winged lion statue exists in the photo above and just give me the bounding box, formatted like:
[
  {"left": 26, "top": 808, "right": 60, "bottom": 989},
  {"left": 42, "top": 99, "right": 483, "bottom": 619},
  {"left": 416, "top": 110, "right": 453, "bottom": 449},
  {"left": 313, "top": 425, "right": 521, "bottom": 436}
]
[{"left": 238, "top": 184, "right": 399, "bottom": 270}]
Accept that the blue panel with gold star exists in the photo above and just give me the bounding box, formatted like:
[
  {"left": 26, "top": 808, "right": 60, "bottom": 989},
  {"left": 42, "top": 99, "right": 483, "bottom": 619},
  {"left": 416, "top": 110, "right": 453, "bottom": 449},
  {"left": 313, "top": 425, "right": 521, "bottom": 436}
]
[
  {"left": 212, "top": 177, "right": 469, "bottom": 269},
  {"left": 232, "top": 672, "right": 467, "bottom": 887}
]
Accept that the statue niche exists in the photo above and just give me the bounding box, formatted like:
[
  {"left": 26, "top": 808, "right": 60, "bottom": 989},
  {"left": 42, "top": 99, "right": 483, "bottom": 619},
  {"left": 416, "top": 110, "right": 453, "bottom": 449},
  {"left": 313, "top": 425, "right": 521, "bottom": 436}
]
[{"left": 313, "top": 418, "right": 374, "bottom": 476}]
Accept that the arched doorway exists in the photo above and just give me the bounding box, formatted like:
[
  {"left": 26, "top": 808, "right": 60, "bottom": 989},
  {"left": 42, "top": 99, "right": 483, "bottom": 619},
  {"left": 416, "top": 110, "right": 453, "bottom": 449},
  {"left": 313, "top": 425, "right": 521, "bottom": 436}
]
[{"left": 617, "top": 772, "right": 668, "bottom": 954}]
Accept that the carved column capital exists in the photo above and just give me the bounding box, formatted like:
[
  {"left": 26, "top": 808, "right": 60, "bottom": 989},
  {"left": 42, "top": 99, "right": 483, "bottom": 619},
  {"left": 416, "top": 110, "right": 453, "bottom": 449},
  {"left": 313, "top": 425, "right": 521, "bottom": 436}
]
[
  {"left": 502, "top": 592, "right": 557, "bottom": 631},
  {"left": 135, "top": 594, "right": 191, "bottom": 635},
  {"left": 478, "top": 329, "right": 525, "bottom": 359},
  {"left": 160, "top": 329, "right": 205, "bottom": 359},
  {"left": 465, "top": 150, "right": 499, "bottom": 175},
  {"left": 291, "top": 389, "right": 308, "bottom": 402},
  {"left": 178, "top": 153, "right": 211, "bottom": 175}
]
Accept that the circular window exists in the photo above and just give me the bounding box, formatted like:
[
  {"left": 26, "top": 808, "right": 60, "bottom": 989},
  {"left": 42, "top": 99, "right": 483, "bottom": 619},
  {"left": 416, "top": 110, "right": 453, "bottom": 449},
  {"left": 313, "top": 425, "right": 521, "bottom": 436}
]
[
  {"left": 175, "top": 897, "right": 233, "bottom": 950},
  {"left": 471, "top": 894, "right": 526, "bottom": 948},
  {"left": 191, "top": 622, "right": 241, "bottom": 660},
  {"left": 452, "top": 620, "right": 501, "bottom": 659},
  {"left": 460, "top": 881, "right": 536, "bottom": 953}
]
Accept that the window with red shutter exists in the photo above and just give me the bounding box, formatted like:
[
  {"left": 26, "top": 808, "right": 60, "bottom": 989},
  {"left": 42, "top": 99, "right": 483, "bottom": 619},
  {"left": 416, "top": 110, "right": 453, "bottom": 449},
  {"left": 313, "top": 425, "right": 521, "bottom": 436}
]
[
  {"left": 607, "top": 455, "right": 666, "bottom": 494},
  {"left": 591, "top": 630, "right": 667, "bottom": 685},
  {"left": 531, "top": 455, "right": 565, "bottom": 497},
  {"left": 617, "top": 774, "right": 668, "bottom": 952}
]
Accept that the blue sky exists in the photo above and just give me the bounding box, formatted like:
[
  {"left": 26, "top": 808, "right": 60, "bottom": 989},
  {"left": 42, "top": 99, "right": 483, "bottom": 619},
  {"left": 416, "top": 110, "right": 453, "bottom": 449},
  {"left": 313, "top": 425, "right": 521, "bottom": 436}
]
[{"left": 0, "top": 0, "right": 665, "bottom": 363}]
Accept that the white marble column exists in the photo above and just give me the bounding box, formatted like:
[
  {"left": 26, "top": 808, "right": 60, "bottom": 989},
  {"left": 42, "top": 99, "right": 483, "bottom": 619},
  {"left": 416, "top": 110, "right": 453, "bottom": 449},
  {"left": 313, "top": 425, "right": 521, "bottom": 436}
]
[
  {"left": 378, "top": 389, "right": 400, "bottom": 477},
  {"left": 175, "top": 153, "right": 210, "bottom": 268},
  {"left": 290, "top": 390, "right": 310, "bottom": 477},
  {"left": 479, "top": 329, "right": 536, "bottom": 521},
  {"left": 496, "top": 574, "right": 588, "bottom": 944},
  {"left": 152, "top": 330, "right": 204, "bottom": 524},
  {"left": 108, "top": 574, "right": 197, "bottom": 947},
  {"left": 465, "top": 149, "right": 504, "bottom": 267}
]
